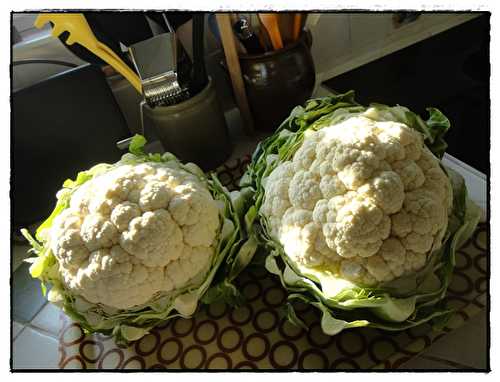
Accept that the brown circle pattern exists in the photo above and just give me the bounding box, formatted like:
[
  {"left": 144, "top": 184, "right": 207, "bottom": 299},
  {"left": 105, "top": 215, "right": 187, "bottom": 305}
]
[
  {"left": 368, "top": 336, "right": 400, "bottom": 364},
  {"left": 60, "top": 323, "right": 85, "bottom": 346},
  {"left": 149, "top": 363, "right": 166, "bottom": 369},
  {"left": 205, "top": 301, "right": 228, "bottom": 320},
  {"left": 474, "top": 253, "right": 487, "bottom": 275},
  {"left": 60, "top": 355, "right": 87, "bottom": 369},
  {"left": 454, "top": 250, "right": 472, "bottom": 271},
  {"left": 79, "top": 340, "right": 104, "bottom": 363},
  {"left": 306, "top": 322, "right": 335, "bottom": 349},
  {"left": 473, "top": 295, "right": 486, "bottom": 309},
  {"left": 330, "top": 357, "right": 360, "bottom": 369},
  {"left": 234, "top": 361, "right": 258, "bottom": 369},
  {"left": 56, "top": 160, "right": 488, "bottom": 370},
  {"left": 171, "top": 317, "right": 196, "bottom": 337},
  {"left": 336, "top": 330, "right": 368, "bottom": 357},
  {"left": 472, "top": 225, "right": 487, "bottom": 251},
  {"left": 217, "top": 326, "right": 243, "bottom": 353},
  {"left": 262, "top": 286, "right": 286, "bottom": 307},
  {"left": 97, "top": 349, "right": 124, "bottom": 369},
  {"left": 58, "top": 345, "right": 66, "bottom": 367},
  {"left": 279, "top": 318, "right": 305, "bottom": 341},
  {"left": 298, "top": 349, "right": 329, "bottom": 369},
  {"left": 135, "top": 332, "right": 161, "bottom": 357},
  {"left": 122, "top": 355, "right": 146, "bottom": 369},
  {"left": 448, "top": 271, "right": 474, "bottom": 295},
  {"left": 252, "top": 308, "right": 279, "bottom": 333},
  {"left": 242, "top": 333, "right": 270, "bottom": 362},
  {"left": 241, "top": 280, "right": 263, "bottom": 302},
  {"left": 475, "top": 277, "right": 487, "bottom": 294},
  {"left": 229, "top": 304, "right": 253, "bottom": 326},
  {"left": 445, "top": 295, "right": 472, "bottom": 311},
  {"left": 157, "top": 337, "right": 183, "bottom": 365},
  {"left": 206, "top": 352, "right": 233, "bottom": 369},
  {"left": 180, "top": 345, "right": 207, "bottom": 369},
  {"left": 194, "top": 319, "right": 219, "bottom": 345},
  {"left": 152, "top": 319, "right": 171, "bottom": 332},
  {"left": 269, "top": 341, "right": 299, "bottom": 369}
]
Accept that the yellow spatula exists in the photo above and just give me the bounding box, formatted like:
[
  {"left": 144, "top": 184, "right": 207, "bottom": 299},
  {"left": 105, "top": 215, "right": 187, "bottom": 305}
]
[{"left": 35, "top": 13, "right": 142, "bottom": 93}]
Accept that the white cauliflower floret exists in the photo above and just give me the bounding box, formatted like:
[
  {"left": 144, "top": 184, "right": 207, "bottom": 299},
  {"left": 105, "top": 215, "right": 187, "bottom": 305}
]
[
  {"left": 319, "top": 174, "right": 346, "bottom": 199},
  {"left": 261, "top": 114, "right": 451, "bottom": 286},
  {"left": 333, "top": 198, "right": 391, "bottom": 259},
  {"left": 80, "top": 213, "right": 119, "bottom": 251},
  {"left": 293, "top": 133, "right": 320, "bottom": 171},
  {"left": 288, "top": 170, "right": 323, "bottom": 210},
  {"left": 119, "top": 209, "right": 183, "bottom": 267},
  {"left": 110, "top": 202, "right": 141, "bottom": 232},
  {"left": 260, "top": 162, "right": 295, "bottom": 236},
  {"left": 139, "top": 182, "right": 173, "bottom": 211},
  {"left": 391, "top": 159, "right": 425, "bottom": 191},
  {"left": 49, "top": 162, "right": 220, "bottom": 309}
]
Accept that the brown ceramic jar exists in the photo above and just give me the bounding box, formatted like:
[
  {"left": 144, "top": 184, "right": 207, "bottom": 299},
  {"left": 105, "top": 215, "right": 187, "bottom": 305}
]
[{"left": 239, "top": 30, "right": 316, "bottom": 132}]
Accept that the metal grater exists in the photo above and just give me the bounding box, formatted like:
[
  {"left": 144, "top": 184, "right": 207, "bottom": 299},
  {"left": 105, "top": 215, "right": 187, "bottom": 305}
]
[{"left": 129, "top": 33, "right": 189, "bottom": 108}]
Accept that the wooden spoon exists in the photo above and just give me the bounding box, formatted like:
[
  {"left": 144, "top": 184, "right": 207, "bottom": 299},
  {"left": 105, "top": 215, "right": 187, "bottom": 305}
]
[
  {"left": 277, "top": 13, "right": 294, "bottom": 45},
  {"left": 292, "top": 13, "right": 303, "bottom": 41},
  {"left": 258, "top": 13, "right": 284, "bottom": 50}
]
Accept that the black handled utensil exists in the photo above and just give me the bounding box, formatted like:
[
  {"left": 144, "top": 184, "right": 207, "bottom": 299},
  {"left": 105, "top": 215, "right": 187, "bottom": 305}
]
[
  {"left": 189, "top": 13, "right": 208, "bottom": 97},
  {"left": 233, "top": 16, "right": 264, "bottom": 55}
]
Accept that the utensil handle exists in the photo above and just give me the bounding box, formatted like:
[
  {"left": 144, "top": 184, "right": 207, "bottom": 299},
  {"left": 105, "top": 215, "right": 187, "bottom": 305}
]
[
  {"left": 259, "top": 15, "right": 284, "bottom": 50},
  {"left": 94, "top": 42, "right": 142, "bottom": 92},
  {"left": 233, "top": 17, "right": 264, "bottom": 54},
  {"left": 191, "top": 14, "right": 208, "bottom": 96},
  {"left": 292, "top": 13, "right": 303, "bottom": 41},
  {"left": 216, "top": 14, "right": 255, "bottom": 135}
]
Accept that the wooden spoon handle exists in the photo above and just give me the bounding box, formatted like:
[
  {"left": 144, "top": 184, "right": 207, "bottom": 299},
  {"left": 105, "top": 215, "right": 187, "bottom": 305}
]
[
  {"left": 292, "top": 13, "right": 303, "bottom": 41},
  {"left": 259, "top": 14, "right": 284, "bottom": 50}
]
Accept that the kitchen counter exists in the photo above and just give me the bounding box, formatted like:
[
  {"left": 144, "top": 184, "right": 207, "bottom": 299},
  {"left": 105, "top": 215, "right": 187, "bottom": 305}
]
[{"left": 11, "top": 94, "right": 488, "bottom": 370}]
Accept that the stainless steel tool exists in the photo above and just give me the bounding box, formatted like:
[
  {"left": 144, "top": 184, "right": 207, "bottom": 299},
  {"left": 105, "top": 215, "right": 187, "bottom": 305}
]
[{"left": 129, "top": 32, "right": 189, "bottom": 108}]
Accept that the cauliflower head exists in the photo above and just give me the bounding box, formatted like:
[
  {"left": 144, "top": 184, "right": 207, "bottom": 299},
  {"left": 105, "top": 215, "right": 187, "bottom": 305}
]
[
  {"left": 261, "top": 111, "right": 452, "bottom": 286},
  {"left": 49, "top": 161, "right": 220, "bottom": 309}
]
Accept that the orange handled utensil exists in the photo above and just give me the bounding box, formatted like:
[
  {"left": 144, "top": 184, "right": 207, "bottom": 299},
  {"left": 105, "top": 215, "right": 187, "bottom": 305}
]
[
  {"left": 292, "top": 13, "right": 303, "bottom": 41},
  {"left": 258, "top": 13, "right": 284, "bottom": 51}
]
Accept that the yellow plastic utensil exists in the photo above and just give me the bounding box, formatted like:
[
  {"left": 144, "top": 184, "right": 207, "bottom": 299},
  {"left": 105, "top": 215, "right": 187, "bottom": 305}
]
[{"left": 34, "top": 13, "right": 142, "bottom": 93}]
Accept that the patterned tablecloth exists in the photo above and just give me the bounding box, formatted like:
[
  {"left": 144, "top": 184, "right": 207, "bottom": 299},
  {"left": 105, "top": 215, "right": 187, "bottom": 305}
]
[{"left": 56, "top": 156, "right": 488, "bottom": 370}]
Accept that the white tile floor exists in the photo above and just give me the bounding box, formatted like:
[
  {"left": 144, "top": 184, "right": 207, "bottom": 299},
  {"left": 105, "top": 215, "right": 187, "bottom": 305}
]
[
  {"left": 31, "top": 303, "right": 63, "bottom": 337},
  {"left": 12, "top": 326, "right": 59, "bottom": 369},
  {"left": 12, "top": 321, "right": 24, "bottom": 339},
  {"left": 12, "top": 249, "right": 62, "bottom": 370}
]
